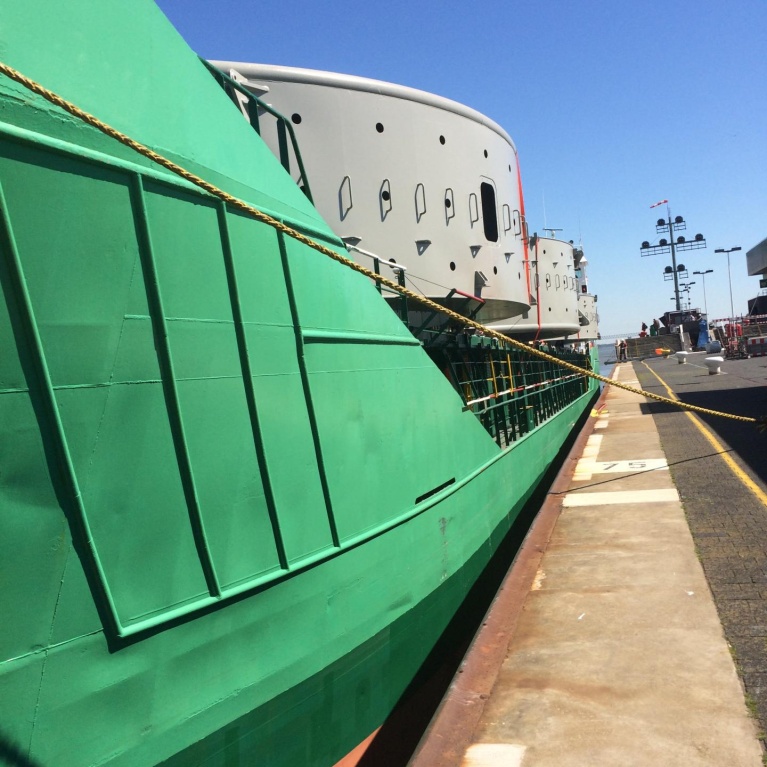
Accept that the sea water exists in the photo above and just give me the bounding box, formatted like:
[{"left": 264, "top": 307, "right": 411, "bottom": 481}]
[{"left": 597, "top": 343, "right": 616, "bottom": 384}]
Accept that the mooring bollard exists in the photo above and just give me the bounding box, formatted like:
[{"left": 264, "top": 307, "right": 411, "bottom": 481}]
[
  {"left": 704, "top": 356, "right": 723, "bottom": 375},
  {"left": 675, "top": 351, "right": 689, "bottom": 364}
]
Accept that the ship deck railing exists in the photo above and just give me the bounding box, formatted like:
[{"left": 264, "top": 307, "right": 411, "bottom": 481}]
[
  {"left": 201, "top": 59, "right": 314, "bottom": 203},
  {"left": 440, "top": 342, "right": 591, "bottom": 448}
]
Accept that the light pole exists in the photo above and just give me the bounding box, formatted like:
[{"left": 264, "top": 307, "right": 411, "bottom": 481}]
[
  {"left": 714, "top": 247, "right": 742, "bottom": 320},
  {"left": 641, "top": 206, "right": 706, "bottom": 311},
  {"left": 693, "top": 269, "right": 713, "bottom": 317},
  {"left": 680, "top": 282, "right": 696, "bottom": 310}
]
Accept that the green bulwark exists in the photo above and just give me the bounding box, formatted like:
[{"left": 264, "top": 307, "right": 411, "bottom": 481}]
[{"left": 0, "top": 3, "right": 599, "bottom": 765}]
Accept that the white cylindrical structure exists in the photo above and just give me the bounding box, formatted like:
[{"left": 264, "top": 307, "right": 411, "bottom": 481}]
[
  {"left": 213, "top": 62, "right": 532, "bottom": 323},
  {"left": 487, "top": 236, "right": 580, "bottom": 339},
  {"left": 704, "top": 356, "right": 724, "bottom": 375}
]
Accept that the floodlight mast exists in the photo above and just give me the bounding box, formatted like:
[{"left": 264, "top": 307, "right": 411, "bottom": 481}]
[
  {"left": 667, "top": 217, "right": 681, "bottom": 311},
  {"left": 640, "top": 205, "right": 707, "bottom": 311}
]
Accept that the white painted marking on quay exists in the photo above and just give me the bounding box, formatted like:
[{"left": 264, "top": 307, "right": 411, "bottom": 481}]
[
  {"left": 581, "top": 434, "right": 603, "bottom": 458},
  {"left": 562, "top": 488, "right": 679, "bottom": 507},
  {"left": 593, "top": 458, "right": 668, "bottom": 473},
  {"left": 573, "top": 457, "right": 668, "bottom": 481},
  {"left": 573, "top": 457, "right": 597, "bottom": 480},
  {"left": 462, "top": 743, "right": 527, "bottom": 767}
]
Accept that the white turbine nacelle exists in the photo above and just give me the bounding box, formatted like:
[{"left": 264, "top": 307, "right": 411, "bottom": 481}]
[
  {"left": 577, "top": 294, "right": 600, "bottom": 340},
  {"left": 211, "top": 62, "right": 596, "bottom": 340},
  {"left": 573, "top": 246, "right": 599, "bottom": 340},
  {"left": 213, "top": 62, "right": 531, "bottom": 323},
  {"left": 487, "top": 237, "right": 580, "bottom": 339}
]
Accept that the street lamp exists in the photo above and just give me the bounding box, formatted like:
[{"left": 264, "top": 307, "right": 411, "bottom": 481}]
[
  {"left": 714, "top": 247, "right": 742, "bottom": 320},
  {"left": 693, "top": 269, "right": 713, "bottom": 317}
]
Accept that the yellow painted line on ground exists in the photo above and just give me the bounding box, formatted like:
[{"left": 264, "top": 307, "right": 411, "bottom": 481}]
[
  {"left": 591, "top": 404, "right": 609, "bottom": 430},
  {"left": 642, "top": 362, "right": 767, "bottom": 509}
]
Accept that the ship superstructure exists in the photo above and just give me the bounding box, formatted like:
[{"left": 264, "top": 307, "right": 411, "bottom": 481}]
[
  {"left": 575, "top": 245, "right": 600, "bottom": 339},
  {"left": 488, "top": 235, "right": 581, "bottom": 339},
  {"left": 211, "top": 62, "right": 531, "bottom": 325},
  {"left": 211, "top": 63, "right": 593, "bottom": 344}
]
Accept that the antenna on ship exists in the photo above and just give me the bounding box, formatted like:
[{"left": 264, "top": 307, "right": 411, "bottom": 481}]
[{"left": 541, "top": 193, "right": 563, "bottom": 239}]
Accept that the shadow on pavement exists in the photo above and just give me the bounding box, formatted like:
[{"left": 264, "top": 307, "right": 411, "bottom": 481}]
[{"left": 643, "top": 387, "right": 767, "bottom": 486}]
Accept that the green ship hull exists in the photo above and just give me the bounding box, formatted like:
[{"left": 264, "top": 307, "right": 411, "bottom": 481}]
[{"left": 0, "top": 3, "right": 599, "bottom": 765}]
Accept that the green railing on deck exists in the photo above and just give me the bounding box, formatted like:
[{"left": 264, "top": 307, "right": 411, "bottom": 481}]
[
  {"left": 435, "top": 340, "right": 590, "bottom": 447},
  {"left": 200, "top": 59, "right": 314, "bottom": 204}
]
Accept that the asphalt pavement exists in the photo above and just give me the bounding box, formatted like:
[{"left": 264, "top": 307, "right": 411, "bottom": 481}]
[{"left": 635, "top": 352, "right": 767, "bottom": 753}]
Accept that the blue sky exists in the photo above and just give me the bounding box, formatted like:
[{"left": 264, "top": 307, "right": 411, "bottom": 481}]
[{"left": 156, "top": 0, "right": 767, "bottom": 337}]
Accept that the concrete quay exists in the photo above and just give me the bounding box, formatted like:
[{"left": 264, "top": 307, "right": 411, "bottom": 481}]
[{"left": 412, "top": 357, "right": 765, "bottom": 767}]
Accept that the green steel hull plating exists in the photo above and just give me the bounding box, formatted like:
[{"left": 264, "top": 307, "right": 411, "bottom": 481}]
[
  {"left": 0, "top": 3, "right": 599, "bottom": 766},
  {"left": 158, "top": 395, "right": 593, "bottom": 767}
]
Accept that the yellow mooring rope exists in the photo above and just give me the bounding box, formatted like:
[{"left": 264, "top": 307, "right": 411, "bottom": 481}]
[{"left": 1, "top": 60, "right": 763, "bottom": 430}]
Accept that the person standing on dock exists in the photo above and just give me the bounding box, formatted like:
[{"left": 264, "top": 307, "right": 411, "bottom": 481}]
[{"left": 619, "top": 339, "right": 628, "bottom": 361}]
